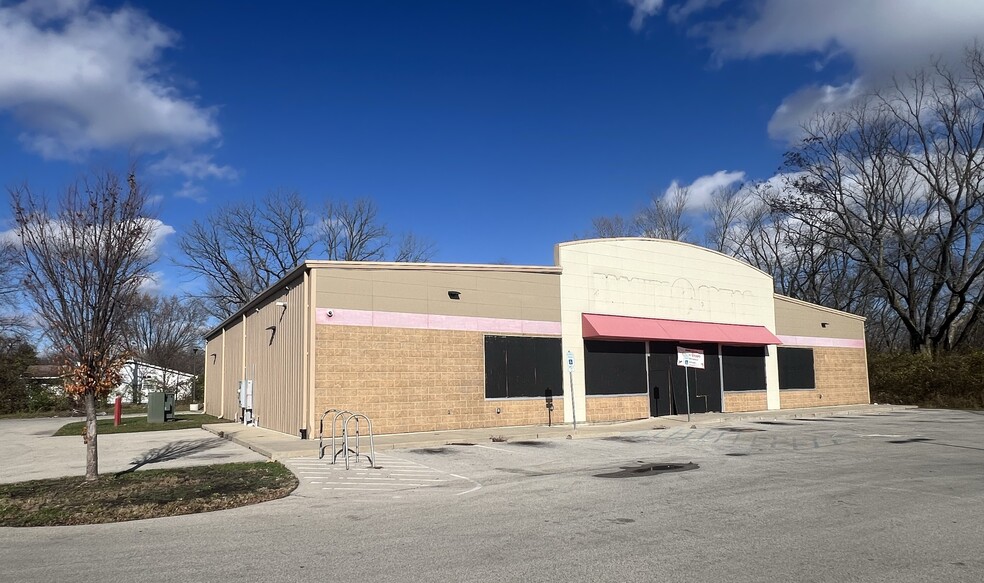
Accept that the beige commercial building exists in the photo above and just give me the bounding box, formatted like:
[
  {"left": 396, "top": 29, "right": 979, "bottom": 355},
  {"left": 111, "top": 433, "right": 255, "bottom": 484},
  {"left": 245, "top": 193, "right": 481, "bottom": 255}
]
[{"left": 203, "top": 239, "right": 869, "bottom": 438}]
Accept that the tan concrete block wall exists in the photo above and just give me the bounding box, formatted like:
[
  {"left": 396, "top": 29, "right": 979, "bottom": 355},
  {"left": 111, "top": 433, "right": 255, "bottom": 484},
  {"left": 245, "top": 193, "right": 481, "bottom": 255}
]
[
  {"left": 315, "top": 325, "right": 563, "bottom": 434},
  {"left": 780, "top": 347, "right": 869, "bottom": 408},
  {"left": 584, "top": 396, "right": 649, "bottom": 422},
  {"left": 724, "top": 391, "right": 768, "bottom": 412}
]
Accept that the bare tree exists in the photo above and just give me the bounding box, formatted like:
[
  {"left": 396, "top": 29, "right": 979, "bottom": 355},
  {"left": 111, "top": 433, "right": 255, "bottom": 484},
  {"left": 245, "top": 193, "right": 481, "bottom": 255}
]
[
  {"left": 777, "top": 46, "right": 984, "bottom": 355},
  {"left": 180, "top": 191, "right": 440, "bottom": 316},
  {"left": 0, "top": 240, "right": 27, "bottom": 337},
  {"left": 126, "top": 294, "right": 208, "bottom": 398},
  {"left": 705, "top": 183, "right": 750, "bottom": 253},
  {"left": 177, "top": 189, "right": 314, "bottom": 319},
  {"left": 318, "top": 198, "right": 389, "bottom": 261},
  {"left": 584, "top": 214, "right": 636, "bottom": 238},
  {"left": 392, "top": 232, "right": 437, "bottom": 262},
  {"left": 636, "top": 185, "right": 692, "bottom": 241},
  {"left": 10, "top": 170, "right": 157, "bottom": 481}
]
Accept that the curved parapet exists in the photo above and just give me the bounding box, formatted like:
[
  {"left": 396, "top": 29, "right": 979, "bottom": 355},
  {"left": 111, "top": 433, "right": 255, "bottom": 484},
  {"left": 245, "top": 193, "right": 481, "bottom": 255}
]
[{"left": 555, "top": 238, "right": 775, "bottom": 326}]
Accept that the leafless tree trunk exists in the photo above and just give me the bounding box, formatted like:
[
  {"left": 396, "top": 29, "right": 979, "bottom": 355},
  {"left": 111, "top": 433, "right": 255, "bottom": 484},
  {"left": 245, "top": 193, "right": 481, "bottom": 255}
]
[{"left": 10, "top": 170, "right": 156, "bottom": 480}]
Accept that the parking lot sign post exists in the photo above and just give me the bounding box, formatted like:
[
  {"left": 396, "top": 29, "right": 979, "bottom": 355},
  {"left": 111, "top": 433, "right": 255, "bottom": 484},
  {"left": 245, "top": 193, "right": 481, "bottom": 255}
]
[
  {"left": 676, "top": 347, "right": 705, "bottom": 423},
  {"left": 567, "top": 350, "right": 576, "bottom": 430}
]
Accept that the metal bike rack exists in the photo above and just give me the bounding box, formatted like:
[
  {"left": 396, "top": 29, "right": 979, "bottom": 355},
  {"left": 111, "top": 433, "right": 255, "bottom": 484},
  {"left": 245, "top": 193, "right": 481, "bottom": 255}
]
[{"left": 318, "top": 408, "right": 375, "bottom": 469}]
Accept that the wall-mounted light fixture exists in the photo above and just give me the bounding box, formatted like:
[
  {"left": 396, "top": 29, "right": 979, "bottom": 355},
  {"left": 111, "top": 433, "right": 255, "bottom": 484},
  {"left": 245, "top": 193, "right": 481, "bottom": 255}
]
[
  {"left": 820, "top": 322, "right": 829, "bottom": 328},
  {"left": 448, "top": 290, "right": 461, "bottom": 300},
  {"left": 210, "top": 353, "right": 217, "bottom": 364},
  {"left": 275, "top": 301, "right": 287, "bottom": 307}
]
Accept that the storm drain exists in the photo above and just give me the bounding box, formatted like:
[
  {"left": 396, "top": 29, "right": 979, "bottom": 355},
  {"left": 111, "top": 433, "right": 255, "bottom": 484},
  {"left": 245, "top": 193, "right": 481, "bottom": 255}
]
[
  {"left": 754, "top": 421, "right": 797, "bottom": 426},
  {"left": 716, "top": 427, "right": 766, "bottom": 433},
  {"left": 725, "top": 453, "right": 749, "bottom": 457},
  {"left": 595, "top": 462, "right": 699, "bottom": 478}
]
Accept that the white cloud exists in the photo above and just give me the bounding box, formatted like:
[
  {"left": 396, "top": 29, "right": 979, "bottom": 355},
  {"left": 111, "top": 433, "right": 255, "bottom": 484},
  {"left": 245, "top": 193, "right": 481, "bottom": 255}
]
[
  {"left": 700, "top": 0, "right": 984, "bottom": 67},
  {"left": 150, "top": 153, "right": 238, "bottom": 181},
  {"left": 665, "top": 169, "right": 745, "bottom": 209},
  {"left": 144, "top": 219, "right": 176, "bottom": 256},
  {"left": 626, "top": 0, "right": 665, "bottom": 31},
  {"left": 766, "top": 79, "right": 866, "bottom": 142},
  {"left": 664, "top": 0, "right": 984, "bottom": 140},
  {"left": 138, "top": 270, "right": 166, "bottom": 295},
  {"left": 3, "top": 216, "right": 175, "bottom": 259},
  {"left": 0, "top": 0, "right": 219, "bottom": 159},
  {"left": 174, "top": 181, "right": 207, "bottom": 203}
]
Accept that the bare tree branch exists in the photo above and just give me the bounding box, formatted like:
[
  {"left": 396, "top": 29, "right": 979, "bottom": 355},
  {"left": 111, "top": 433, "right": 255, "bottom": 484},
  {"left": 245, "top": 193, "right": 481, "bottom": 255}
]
[
  {"left": 392, "top": 232, "right": 437, "bottom": 262},
  {"left": 318, "top": 198, "right": 389, "bottom": 261},
  {"left": 636, "top": 185, "right": 692, "bottom": 241},
  {"left": 176, "top": 189, "right": 314, "bottom": 319},
  {"left": 777, "top": 45, "right": 984, "bottom": 355}
]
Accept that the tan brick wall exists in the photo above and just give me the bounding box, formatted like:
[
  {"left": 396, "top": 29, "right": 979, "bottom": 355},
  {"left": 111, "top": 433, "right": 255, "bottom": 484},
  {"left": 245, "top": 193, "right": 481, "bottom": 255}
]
[
  {"left": 780, "top": 347, "right": 869, "bottom": 409},
  {"left": 585, "top": 395, "right": 649, "bottom": 422},
  {"left": 724, "top": 391, "right": 768, "bottom": 412},
  {"left": 315, "top": 325, "right": 563, "bottom": 435}
]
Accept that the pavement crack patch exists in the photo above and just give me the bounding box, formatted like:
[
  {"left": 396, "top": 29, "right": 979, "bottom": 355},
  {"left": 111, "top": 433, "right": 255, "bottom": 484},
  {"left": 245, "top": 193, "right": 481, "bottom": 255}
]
[{"left": 594, "top": 462, "right": 699, "bottom": 478}]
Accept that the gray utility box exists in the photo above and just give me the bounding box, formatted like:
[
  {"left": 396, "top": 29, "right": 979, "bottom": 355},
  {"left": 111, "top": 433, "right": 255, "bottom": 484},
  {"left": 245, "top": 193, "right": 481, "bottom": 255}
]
[{"left": 147, "top": 392, "right": 177, "bottom": 423}]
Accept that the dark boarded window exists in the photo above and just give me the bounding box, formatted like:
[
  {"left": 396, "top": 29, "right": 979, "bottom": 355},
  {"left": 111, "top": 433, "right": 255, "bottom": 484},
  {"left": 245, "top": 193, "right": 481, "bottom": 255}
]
[
  {"left": 778, "top": 347, "right": 815, "bottom": 389},
  {"left": 722, "top": 345, "right": 767, "bottom": 391},
  {"left": 584, "top": 340, "right": 648, "bottom": 395},
  {"left": 485, "top": 336, "right": 562, "bottom": 398}
]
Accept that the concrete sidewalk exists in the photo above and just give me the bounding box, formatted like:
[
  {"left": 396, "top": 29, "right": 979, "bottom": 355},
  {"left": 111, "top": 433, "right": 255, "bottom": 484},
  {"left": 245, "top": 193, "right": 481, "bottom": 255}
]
[{"left": 202, "top": 403, "right": 915, "bottom": 461}]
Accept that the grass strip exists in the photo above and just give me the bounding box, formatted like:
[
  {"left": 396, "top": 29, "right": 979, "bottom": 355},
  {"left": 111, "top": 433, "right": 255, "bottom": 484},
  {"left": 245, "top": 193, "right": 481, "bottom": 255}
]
[
  {"left": 0, "top": 462, "right": 297, "bottom": 527},
  {"left": 53, "top": 414, "right": 230, "bottom": 436}
]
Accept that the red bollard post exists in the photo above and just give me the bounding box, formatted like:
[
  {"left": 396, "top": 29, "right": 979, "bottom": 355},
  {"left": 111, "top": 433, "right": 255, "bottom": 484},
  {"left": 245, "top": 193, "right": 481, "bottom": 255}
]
[{"left": 114, "top": 396, "right": 122, "bottom": 427}]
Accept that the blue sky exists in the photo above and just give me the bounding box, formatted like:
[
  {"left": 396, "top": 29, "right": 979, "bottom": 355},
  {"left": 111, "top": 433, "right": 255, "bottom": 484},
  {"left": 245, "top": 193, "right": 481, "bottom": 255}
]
[{"left": 3, "top": 0, "right": 984, "bottom": 293}]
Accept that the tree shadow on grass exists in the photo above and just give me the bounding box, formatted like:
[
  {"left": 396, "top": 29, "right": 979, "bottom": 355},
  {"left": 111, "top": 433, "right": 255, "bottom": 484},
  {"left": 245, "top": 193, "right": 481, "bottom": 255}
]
[{"left": 115, "top": 439, "right": 224, "bottom": 476}]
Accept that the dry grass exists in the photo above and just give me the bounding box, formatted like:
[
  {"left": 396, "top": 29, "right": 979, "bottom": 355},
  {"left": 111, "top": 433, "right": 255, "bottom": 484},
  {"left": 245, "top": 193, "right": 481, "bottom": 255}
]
[{"left": 0, "top": 462, "right": 297, "bottom": 527}]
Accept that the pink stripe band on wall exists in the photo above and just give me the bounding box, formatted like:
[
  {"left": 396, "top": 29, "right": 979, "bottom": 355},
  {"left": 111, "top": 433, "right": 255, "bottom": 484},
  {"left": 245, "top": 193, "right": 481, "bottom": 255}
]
[
  {"left": 316, "top": 308, "right": 562, "bottom": 336},
  {"left": 777, "top": 335, "right": 865, "bottom": 349}
]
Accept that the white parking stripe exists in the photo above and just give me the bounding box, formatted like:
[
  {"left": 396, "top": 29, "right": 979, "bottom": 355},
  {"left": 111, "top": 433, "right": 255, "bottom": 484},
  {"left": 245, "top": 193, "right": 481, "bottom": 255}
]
[{"left": 287, "top": 453, "right": 479, "bottom": 497}]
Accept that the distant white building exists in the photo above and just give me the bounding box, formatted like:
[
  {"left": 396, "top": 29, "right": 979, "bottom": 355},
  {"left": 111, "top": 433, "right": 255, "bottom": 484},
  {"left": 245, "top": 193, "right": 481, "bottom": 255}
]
[{"left": 111, "top": 360, "right": 196, "bottom": 403}]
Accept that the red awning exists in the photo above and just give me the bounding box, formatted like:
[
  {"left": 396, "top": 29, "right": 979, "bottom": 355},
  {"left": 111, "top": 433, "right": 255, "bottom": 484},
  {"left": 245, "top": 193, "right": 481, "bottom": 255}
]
[{"left": 582, "top": 313, "right": 782, "bottom": 345}]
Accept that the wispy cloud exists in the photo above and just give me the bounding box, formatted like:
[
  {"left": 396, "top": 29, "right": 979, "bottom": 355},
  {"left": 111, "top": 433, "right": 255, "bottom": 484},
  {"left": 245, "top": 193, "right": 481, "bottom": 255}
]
[
  {"left": 0, "top": 0, "right": 220, "bottom": 158},
  {"left": 174, "top": 181, "right": 208, "bottom": 203},
  {"left": 150, "top": 153, "right": 238, "bottom": 182},
  {"left": 625, "top": 0, "right": 665, "bottom": 31}
]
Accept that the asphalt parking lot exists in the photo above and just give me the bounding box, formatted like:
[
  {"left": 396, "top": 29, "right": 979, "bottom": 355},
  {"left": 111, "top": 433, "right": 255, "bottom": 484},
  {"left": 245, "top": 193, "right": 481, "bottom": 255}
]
[{"left": 1, "top": 408, "right": 982, "bottom": 583}]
